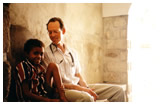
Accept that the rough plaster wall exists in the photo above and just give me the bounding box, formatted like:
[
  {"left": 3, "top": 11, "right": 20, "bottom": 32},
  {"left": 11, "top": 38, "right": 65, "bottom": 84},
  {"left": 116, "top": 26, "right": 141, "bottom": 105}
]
[
  {"left": 9, "top": 3, "right": 103, "bottom": 84},
  {"left": 64, "top": 4, "right": 103, "bottom": 84},
  {"left": 103, "top": 16, "right": 128, "bottom": 84}
]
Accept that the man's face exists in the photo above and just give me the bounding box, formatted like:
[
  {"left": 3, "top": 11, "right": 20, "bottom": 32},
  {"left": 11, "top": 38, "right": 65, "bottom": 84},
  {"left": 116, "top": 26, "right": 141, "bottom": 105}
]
[
  {"left": 47, "top": 21, "right": 63, "bottom": 45},
  {"left": 27, "top": 47, "right": 44, "bottom": 66}
]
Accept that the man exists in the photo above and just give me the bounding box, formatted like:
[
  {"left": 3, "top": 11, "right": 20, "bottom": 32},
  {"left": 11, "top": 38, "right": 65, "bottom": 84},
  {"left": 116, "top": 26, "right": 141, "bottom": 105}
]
[{"left": 43, "top": 17, "right": 126, "bottom": 102}]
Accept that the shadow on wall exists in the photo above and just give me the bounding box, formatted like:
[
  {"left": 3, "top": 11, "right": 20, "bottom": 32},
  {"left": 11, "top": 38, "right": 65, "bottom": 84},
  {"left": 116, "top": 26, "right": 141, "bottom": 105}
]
[
  {"left": 8, "top": 25, "right": 33, "bottom": 68},
  {"left": 7, "top": 25, "right": 33, "bottom": 101}
]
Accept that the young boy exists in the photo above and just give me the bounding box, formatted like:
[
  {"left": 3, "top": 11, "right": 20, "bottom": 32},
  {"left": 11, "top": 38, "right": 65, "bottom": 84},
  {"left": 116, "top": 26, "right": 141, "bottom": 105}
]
[{"left": 15, "top": 39, "right": 67, "bottom": 102}]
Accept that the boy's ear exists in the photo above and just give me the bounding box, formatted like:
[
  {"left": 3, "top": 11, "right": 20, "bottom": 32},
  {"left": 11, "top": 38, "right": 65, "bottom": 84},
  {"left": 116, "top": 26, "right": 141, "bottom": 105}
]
[{"left": 24, "top": 52, "right": 28, "bottom": 58}]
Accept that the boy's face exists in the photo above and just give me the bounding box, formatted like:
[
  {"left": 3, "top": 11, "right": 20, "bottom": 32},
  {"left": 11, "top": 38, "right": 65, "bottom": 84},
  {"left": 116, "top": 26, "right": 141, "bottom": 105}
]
[{"left": 27, "top": 47, "right": 44, "bottom": 66}]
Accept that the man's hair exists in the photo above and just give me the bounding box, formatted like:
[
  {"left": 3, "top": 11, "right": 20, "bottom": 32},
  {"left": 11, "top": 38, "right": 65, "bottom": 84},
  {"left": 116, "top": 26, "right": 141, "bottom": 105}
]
[
  {"left": 24, "top": 39, "right": 45, "bottom": 54},
  {"left": 46, "top": 17, "right": 64, "bottom": 30}
]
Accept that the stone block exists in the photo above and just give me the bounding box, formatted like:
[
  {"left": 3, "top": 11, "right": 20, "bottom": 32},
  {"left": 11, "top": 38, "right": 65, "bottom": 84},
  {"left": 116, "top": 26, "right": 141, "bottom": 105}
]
[
  {"left": 107, "top": 61, "right": 127, "bottom": 72},
  {"left": 103, "top": 71, "right": 127, "bottom": 84},
  {"left": 113, "top": 16, "right": 128, "bottom": 28},
  {"left": 103, "top": 16, "right": 128, "bottom": 40},
  {"left": 120, "top": 29, "right": 127, "bottom": 39},
  {"left": 102, "top": 49, "right": 128, "bottom": 61},
  {"left": 106, "top": 39, "right": 127, "bottom": 49},
  {"left": 120, "top": 50, "right": 127, "bottom": 61},
  {"left": 104, "top": 29, "right": 127, "bottom": 40}
]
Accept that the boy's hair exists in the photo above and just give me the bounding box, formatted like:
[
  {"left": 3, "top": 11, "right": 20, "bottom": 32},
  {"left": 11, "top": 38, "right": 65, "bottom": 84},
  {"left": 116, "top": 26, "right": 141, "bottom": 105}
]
[
  {"left": 46, "top": 17, "right": 64, "bottom": 30},
  {"left": 24, "top": 39, "right": 45, "bottom": 54}
]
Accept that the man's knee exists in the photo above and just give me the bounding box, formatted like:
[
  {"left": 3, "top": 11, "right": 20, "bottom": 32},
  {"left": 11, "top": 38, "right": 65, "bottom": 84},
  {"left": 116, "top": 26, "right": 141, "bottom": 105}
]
[
  {"left": 65, "top": 90, "right": 94, "bottom": 102},
  {"left": 48, "top": 63, "right": 58, "bottom": 71},
  {"left": 79, "top": 92, "right": 94, "bottom": 102},
  {"left": 111, "top": 86, "right": 126, "bottom": 102},
  {"left": 117, "top": 87, "right": 126, "bottom": 102}
]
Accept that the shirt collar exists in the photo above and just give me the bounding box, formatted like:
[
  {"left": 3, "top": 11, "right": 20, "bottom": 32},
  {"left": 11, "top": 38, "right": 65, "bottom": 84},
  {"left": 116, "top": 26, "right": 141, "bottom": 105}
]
[{"left": 25, "top": 58, "right": 45, "bottom": 73}]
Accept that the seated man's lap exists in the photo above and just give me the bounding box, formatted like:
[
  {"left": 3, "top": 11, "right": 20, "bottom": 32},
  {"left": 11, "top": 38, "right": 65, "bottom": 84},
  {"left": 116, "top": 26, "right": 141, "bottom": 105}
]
[
  {"left": 64, "top": 84, "right": 125, "bottom": 102},
  {"left": 65, "top": 89, "right": 94, "bottom": 102},
  {"left": 88, "top": 84, "right": 125, "bottom": 102}
]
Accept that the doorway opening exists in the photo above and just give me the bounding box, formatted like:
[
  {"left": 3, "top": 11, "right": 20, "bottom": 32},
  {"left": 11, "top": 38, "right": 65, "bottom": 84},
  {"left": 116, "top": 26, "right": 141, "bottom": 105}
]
[{"left": 128, "top": 2, "right": 160, "bottom": 102}]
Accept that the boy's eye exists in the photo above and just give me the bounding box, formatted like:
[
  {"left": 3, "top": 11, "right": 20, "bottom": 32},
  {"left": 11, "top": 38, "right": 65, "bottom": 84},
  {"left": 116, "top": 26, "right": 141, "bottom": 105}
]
[
  {"left": 33, "top": 51, "right": 44, "bottom": 56},
  {"left": 33, "top": 51, "right": 39, "bottom": 55}
]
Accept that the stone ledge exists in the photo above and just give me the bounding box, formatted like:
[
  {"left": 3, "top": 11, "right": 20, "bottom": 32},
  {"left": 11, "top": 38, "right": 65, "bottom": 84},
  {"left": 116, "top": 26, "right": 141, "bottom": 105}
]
[
  {"left": 89, "top": 83, "right": 127, "bottom": 92},
  {"left": 101, "top": 82, "right": 126, "bottom": 91}
]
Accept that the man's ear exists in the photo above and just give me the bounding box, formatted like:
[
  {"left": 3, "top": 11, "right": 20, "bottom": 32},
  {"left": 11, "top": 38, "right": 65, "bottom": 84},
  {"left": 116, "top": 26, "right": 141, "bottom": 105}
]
[{"left": 62, "top": 28, "right": 66, "bottom": 35}]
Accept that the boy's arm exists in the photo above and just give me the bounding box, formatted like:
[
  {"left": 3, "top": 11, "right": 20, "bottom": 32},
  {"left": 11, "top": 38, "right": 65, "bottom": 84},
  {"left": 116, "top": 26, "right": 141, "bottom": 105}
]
[{"left": 22, "top": 80, "right": 60, "bottom": 102}]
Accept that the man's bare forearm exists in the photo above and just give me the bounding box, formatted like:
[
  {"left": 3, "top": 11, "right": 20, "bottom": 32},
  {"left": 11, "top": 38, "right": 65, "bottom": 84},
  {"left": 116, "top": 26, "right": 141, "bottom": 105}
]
[
  {"left": 75, "top": 73, "right": 88, "bottom": 87},
  {"left": 64, "top": 83, "right": 87, "bottom": 91}
]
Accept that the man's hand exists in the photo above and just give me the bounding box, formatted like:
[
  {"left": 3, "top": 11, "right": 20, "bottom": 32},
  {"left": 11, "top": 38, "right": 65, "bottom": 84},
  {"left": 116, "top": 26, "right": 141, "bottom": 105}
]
[
  {"left": 84, "top": 88, "right": 98, "bottom": 101},
  {"left": 64, "top": 83, "right": 98, "bottom": 101},
  {"left": 65, "top": 73, "right": 99, "bottom": 101}
]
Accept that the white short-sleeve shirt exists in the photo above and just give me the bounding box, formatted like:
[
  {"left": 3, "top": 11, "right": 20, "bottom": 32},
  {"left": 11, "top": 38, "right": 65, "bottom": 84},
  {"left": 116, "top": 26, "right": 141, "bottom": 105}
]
[{"left": 43, "top": 43, "right": 81, "bottom": 85}]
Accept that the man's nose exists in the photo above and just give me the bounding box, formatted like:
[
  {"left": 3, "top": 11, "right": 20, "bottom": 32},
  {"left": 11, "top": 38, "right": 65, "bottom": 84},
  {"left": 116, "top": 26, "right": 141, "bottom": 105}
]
[{"left": 50, "top": 32, "right": 56, "bottom": 37}]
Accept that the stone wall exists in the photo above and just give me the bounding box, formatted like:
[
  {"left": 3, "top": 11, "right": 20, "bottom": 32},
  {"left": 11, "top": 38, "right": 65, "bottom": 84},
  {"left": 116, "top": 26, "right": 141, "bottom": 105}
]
[
  {"left": 9, "top": 3, "right": 103, "bottom": 84},
  {"left": 3, "top": 3, "right": 11, "bottom": 102},
  {"left": 103, "top": 15, "right": 128, "bottom": 84}
]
